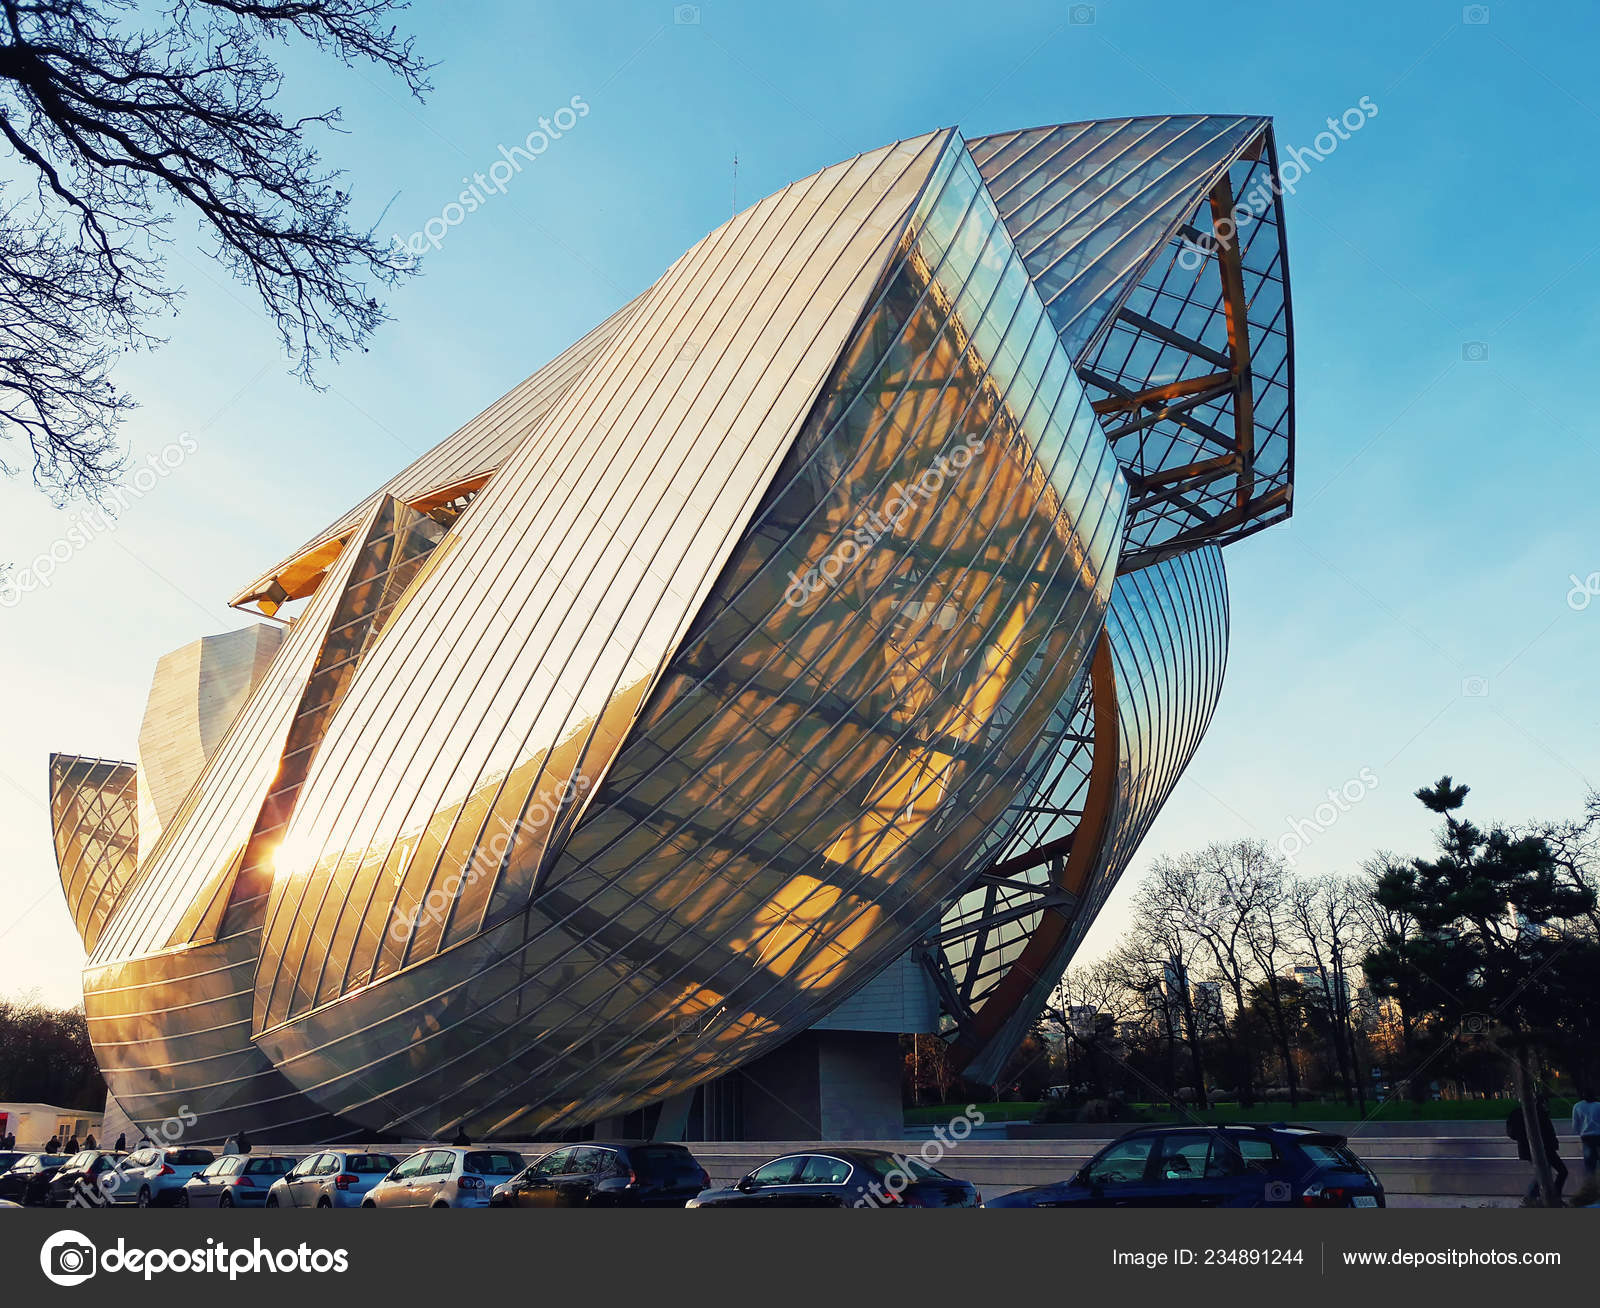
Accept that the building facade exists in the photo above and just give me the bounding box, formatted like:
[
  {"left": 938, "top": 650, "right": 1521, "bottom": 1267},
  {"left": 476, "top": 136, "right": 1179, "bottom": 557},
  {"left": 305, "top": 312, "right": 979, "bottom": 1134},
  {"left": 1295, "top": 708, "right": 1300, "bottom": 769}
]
[{"left": 51, "top": 115, "right": 1294, "bottom": 1142}]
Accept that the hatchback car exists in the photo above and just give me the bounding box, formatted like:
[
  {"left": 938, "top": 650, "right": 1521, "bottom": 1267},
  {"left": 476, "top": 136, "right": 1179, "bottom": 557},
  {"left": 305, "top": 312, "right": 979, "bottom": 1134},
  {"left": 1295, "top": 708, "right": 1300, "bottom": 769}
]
[
  {"left": 363, "top": 1148, "right": 525, "bottom": 1208},
  {"left": 267, "top": 1151, "right": 400, "bottom": 1208},
  {"left": 179, "top": 1154, "right": 298, "bottom": 1207},
  {"left": 491, "top": 1142, "right": 710, "bottom": 1208},
  {"left": 43, "top": 1151, "right": 126, "bottom": 1207},
  {"left": 107, "top": 1146, "right": 217, "bottom": 1207},
  {"left": 689, "top": 1149, "right": 979, "bottom": 1208},
  {"left": 983, "top": 1125, "right": 1385, "bottom": 1208},
  {"left": 0, "top": 1155, "right": 68, "bottom": 1206}
]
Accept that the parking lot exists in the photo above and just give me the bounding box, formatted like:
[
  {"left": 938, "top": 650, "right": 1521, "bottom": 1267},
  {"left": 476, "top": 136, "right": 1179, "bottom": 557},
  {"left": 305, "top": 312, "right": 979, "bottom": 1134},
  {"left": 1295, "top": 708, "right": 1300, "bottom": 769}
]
[{"left": 4, "top": 1119, "right": 1560, "bottom": 1210}]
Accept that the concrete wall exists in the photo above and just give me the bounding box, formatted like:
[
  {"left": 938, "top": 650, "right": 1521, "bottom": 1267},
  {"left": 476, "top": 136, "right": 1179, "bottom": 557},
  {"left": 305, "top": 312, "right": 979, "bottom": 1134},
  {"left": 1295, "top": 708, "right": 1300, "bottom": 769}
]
[{"left": 737, "top": 1030, "right": 903, "bottom": 1140}]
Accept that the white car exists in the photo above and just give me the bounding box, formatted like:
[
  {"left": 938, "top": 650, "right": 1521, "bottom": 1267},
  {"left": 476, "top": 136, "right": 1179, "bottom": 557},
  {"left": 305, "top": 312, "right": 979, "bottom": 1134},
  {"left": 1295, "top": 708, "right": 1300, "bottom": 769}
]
[
  {"left": 266, "top": 1151, "right": 401, "bottom": 1208},
  {"left": 107, "top": 1147, "right": 217, "bottom": 1207},
  {"left": 361, "top": 1148, "right": 524, "bottom": 1209}
]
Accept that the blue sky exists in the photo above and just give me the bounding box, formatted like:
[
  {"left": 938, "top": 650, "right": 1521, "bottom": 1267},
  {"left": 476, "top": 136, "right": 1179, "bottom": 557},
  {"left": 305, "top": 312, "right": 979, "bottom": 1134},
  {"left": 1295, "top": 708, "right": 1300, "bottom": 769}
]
[{"left": 3, "top": 0, "right": 1597, "bottom": 1006}]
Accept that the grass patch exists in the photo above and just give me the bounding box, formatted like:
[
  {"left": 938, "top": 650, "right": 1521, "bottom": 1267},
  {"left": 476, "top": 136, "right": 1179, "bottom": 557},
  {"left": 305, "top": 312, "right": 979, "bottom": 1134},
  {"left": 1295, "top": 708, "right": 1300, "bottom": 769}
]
[{"left": 905, "top": 1101, "right": 1042, "bottom": 1125}]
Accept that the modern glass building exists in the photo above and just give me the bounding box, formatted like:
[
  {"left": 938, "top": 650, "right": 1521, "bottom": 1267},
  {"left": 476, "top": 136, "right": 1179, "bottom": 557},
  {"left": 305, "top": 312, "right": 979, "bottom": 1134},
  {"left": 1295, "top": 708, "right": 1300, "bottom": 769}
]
[{"left": 51, "top": 115, "right": 1293, "bottom": 1143}]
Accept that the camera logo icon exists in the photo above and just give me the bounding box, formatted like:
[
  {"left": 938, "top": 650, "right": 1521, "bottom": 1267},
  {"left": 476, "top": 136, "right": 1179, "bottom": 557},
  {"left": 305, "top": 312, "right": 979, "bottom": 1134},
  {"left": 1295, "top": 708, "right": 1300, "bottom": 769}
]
[
  {"left": 1264, "top": 1180, "right": 1292, "bottom": 1203},
  {"left": 41, "top": 1230, "right": 97, "bottom": 1286}
]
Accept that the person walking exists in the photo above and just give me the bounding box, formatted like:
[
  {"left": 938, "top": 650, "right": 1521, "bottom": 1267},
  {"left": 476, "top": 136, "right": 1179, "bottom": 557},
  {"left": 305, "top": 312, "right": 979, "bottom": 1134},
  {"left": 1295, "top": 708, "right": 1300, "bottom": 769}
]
[
  {"left": 235, "top": 1129, "right": 251, "bottom": 1156},
  {"left": 65, "top": 1136, "right": 79, "bottom": 1154},
  {"left": 1573, "top": 1087, "right": 1600, "bottom": 1181},
  {"left": 84, "top": 1133, "right": 97, "bottom": 1149},
  {"left": 45, "top": 1136, "right": 60, "bottom": 1154},
  {"left": 1509, "top": 1096, "right": 1568, "bottom": 1205},
  {"left": 114, "top": 1132, "right": 127, "bottom": 1152}
]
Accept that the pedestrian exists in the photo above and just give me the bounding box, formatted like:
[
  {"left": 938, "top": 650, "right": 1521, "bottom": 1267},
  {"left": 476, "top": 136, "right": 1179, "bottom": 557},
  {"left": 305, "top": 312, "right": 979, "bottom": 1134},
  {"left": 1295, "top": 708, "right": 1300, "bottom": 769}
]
[
  {"left": 45, "top": 1136, "right": 60, "bottom": 1154},
  {"left": 1, "top": 1133, "right": 12, "bottom": 1150},
  {"left": 451, "top": 1126, "right": 471, "bottom": 1146},
  {"left": 1508, "top": 1095, "right": 1568, "bottom": 1205},
  {"left": 222, "top": 1132, "right": 239, "bottom": 1155},
  {"left": 114, "top": 1132, "right": 127, "bottom": 1152},
  {"left": 1573, "top": 1086, "right": 1600, "bottom": 1181},
  {"left": 65, "top": 1136, "right": 79, "bottom": 1154},
  {"left": 236, "top": 1129, "right": 251, "bottom": 1155},
  {"left": 84, "top": 1133, "right": 97, "bottom": 1150}
]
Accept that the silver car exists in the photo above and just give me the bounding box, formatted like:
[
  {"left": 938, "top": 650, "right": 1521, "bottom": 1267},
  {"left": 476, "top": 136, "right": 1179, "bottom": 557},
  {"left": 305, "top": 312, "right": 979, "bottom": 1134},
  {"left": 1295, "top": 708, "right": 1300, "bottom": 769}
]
[
  {"left": 179, "top": 1154, "right": 299, "bottom": 1207},
  {"left": 266, "top": 1151, "right": 400, "bottom": 1208},
  {"left": 107, "top": 1146, "right": 216, "bottom": 1207},
  {"left": 361, "top": 1148, "right": 524, "bottom": 1209}
]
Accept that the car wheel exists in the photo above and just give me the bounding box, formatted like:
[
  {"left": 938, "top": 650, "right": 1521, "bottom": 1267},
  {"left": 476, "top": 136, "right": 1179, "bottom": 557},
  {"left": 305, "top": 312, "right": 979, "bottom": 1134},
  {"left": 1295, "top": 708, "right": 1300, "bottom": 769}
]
[
  {"left": 360, "top": 1200, "right": 376, "bottom": 1209},
  {"left": 219, "top": 1192, "right": 234, "bottom": 1208},
  {"left": 138, "top": 1186, "right": 152, "bottom": 1208},
  {"left": 432, "top": 1201, "right": 449, "bottom": 1208},
  {"left": 175, "top": 1192, "right": 190, "bottom": 1207},
  {"left": 266, "top": 1194, "right": 279, "bottom": 1207}
]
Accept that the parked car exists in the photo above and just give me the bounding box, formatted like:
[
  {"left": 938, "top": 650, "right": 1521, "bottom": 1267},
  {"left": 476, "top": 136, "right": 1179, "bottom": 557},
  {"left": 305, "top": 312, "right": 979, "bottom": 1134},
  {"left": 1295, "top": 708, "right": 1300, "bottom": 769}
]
[
  {"left": 982, "top": 1124, "right": 1386, "bottom": 1208},
  {"left": 179, "top": 1155, "right": 298, "bottom": 1207},
  {"left": 688, "top": 1149, "right": 979, "bottom": 1208},
  {"left": 266, "top": 1151, "right": 400, "bottom": 1208},
  {"left": 0, "top": 1154, "right": 68, "bottom": 1206},
  {"left": 362, "top": 1148, "right": 524, "bottom": 1209},
  {"left": 107, "top": 1146, "right": 217, "bottom": 1207},
  {"left": 491, "top": 1142, "right": 710, "bottom": 1209},
  {"left": 43, "top": 1151, "right": 127, "bottom": 1207}
]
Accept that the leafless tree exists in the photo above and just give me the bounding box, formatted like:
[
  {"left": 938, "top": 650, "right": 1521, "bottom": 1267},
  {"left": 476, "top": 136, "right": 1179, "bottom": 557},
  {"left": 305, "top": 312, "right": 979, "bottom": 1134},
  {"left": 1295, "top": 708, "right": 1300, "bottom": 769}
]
[
  {"left": 0, "top": 0, "right": 428, "bottom": 499},
  {"left": 1288, "top": 874, "right": 1368, "bottom": 1112}
]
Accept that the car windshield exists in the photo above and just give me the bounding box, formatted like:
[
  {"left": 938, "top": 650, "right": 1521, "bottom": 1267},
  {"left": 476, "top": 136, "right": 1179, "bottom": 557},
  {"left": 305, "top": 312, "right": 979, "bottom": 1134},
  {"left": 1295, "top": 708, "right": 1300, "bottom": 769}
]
[
  {"left": 1299, "top": 1142, "right": 1367, "bottom": 1171},
  {"left": 347, "top": 1154, "right": 398, "bottom": 1173},
  {"left": 170, "top": 1150, "right": 214, "bottom": 1166},
  {"left": 857, "top": 1154, "right": 953, "bottom": 1182},
  {"left": 463, "top": 1151, "right": 522, "bottom": 1176},
  {"left": 627, "top": 1146, "right": 702, "bottom": 1183}
]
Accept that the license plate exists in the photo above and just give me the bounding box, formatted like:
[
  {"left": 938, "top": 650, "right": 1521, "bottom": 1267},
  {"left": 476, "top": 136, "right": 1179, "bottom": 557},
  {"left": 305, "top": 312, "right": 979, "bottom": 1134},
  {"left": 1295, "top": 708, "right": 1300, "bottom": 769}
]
[{"left": 1352, "top": 1195, "right": 1378, "bottom": 1207}]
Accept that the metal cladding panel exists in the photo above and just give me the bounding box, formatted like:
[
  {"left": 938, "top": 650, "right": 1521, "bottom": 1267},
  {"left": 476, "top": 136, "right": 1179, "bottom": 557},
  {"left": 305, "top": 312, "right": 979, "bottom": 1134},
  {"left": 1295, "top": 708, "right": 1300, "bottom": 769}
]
[
  {"left": 229, "top": 296, "right": 642, "bottom": 611},
  {"left": 135, "top": 625, "right": 284, "bottom": 862},
  {"left": 78, "top": 931, "right": 352, "bottom": 1143},
  {"left": 955, "top": 543, "right": 1229, "bottom": 1084},
  {"left": 249, "top": 133, "right": 1127, "bottom": 1139},
  {"left": 50, "top": 755, "right": 139, "bottom": 954}
]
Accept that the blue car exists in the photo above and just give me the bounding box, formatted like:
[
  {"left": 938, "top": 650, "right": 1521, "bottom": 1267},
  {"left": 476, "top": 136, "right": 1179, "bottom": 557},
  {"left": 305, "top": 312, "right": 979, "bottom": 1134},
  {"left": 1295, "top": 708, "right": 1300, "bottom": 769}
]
[{"left": 984, "top": 1124, "right": 1385, "bottom": 1208}]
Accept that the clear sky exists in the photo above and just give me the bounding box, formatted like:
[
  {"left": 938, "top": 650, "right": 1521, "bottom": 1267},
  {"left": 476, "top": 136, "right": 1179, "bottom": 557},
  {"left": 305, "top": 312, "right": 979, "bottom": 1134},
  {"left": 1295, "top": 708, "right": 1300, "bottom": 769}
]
[{"left": 2, "top": 0, "right": 1596, "bottom": 1007}]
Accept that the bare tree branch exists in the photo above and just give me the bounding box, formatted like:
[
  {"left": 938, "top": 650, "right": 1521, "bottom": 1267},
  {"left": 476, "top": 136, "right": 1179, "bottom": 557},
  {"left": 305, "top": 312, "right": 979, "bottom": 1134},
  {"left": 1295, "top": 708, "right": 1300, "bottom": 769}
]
[{"left": 0, "top": 0, "right": 426, "bottom": 499}]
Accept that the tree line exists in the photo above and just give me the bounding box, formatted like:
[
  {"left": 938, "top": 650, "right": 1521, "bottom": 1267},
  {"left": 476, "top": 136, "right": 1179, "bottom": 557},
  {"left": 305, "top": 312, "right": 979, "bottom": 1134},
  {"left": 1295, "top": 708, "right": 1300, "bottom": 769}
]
[
  {"left": 906, "top": 778, "right": 1600, "bottom": 1118},
  {"left": 0, "top": 994, "right": 106, "bottom": 1110}
]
